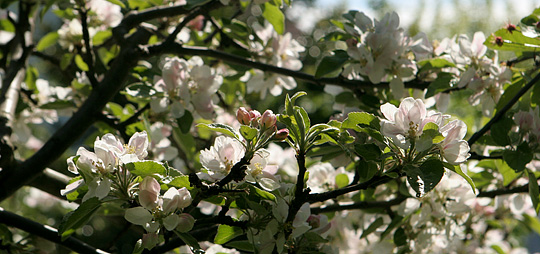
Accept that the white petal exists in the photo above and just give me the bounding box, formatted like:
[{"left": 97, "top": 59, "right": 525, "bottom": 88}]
[{"left": 162, "top": 214, "right": 179, "bottom": 231}]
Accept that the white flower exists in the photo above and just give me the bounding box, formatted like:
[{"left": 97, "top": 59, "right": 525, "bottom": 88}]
[
  {"left": 199, "top": 136, "right": 245, "bottom": 182},
  {"left": 439, "top": 120, "right": 470, "bottom": 164},
  {"left": 380, "top": 97, "right": 443, "bottom": 148},
  {"left": 245, "top": 150, "right": 281, "bottom": 191}
]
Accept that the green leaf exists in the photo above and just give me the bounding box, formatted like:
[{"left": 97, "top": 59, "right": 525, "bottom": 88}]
[
  {"left": 503, "top": 143, "right": 533, "bottom": 172},
  {"left": 405, "top": 159, "right": 445, "bottom": 197},
  {"left": 354, "top": 143, "right": 381, "bottom": 161},
  {"left": 496, "top": 76, "right": 524, "bottom": 112},
  {"left": 315, "top": 50, "right": 349, "bottom": 78},
  {"left": 36, "top": 31, "right": 58, "bottom": 51},
  {"left": 524, "top": 213, "right": 540, "bottom": 235},
  {"left": 240, "top": 125, "right": 258, "bottom": 141},
  {"left": 531, "top": 77, "right": 540, "bottom": 106},
  {"left": 249, "top": 185, "right": 276, "bottom": 201},
  {"left": 425, "top": 73, "right": 453, "bottom": 98},
  {"left": 491, "top": 245, "right": 506, "bottom": 254},
  {"left": 360, "top": 217, "right": 384, "bottom": 238},
  {"left": 490, "top": 117, "right": 513, "bottom": 146},
  {"left": 196, "top": 123, "right": 239, "bottom": 139},
  {"left": 174, "top": 231, "right": 201, "bottom": 250},
  {"left": 444, "top": 163, "right": 476, "bottom": 194},
  {"left": 92, "top": 30, "right": 112, "bottom": 45},
  {"left": 485, "top": 28, "right": 540, "bottom": 53},
  {"left": 40, "top": 100, "right": 75, "bottom": 110},
  {"left": 125, "top": 161, "right": 166, "bottom": 177},
  {"left": 177, "top": 111, "right": 194, "bottom": 134},
  {"left": 58, "top": 197, "right": 101, "bottom": 239},
  {"left": 60, "top": 53, "right": 73, "bottom": 70},
  {"left": 418, "top": 58, "right": 456, "bottom": 72},
  {"left": 495, "top": 160, "right": 521, "bottom": 186},
  {"left": 168, "top": 175, "right": 193, "bottom": 190},
  {"left": 381, "top": 215, "right": 405, "bottom": 239},
  {"left": 263, "top": 2, "right": 284, "bottom": 34},
  {"left": 342, "top": 112, "right": 380, "bottom": 130},
  {"left": 75, "top": 54, "right": 89, "bottom": 71},
  {"left": 106, "top": 0, "right": 126, "bottom": 8},
  {"left": 226, "top": 241, "right": 254, "bottom": 252},
  {"left": 527, "top": 170, "right": 540, "bottom": 214},
  {"left": 214, "top": 225, "right": 243, "bottom": 244},
  {"left": 25, "top": 66, "right": 39, "bottom": 91},
  {"left": 358, "top": 160, "right": 379, "bottom": 182},
  {"left": 393, "top": 227, "right": 407, "bottom": 246},
  {"left": 335, "top": 173, "right": 349, "bottom": 188}
]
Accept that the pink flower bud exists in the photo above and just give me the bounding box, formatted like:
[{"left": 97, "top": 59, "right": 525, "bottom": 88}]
[
  {"left": 176, "top": 213, "right": 195, "bottom": 233},
  {"left": 273, "top": 128, "right": 289, "bottom": 141},
  {"left": 250, "top": 110, "right": 261, "bottom": 127},
  {"left": 236, "top": 107, "right": 251, "bottom": 125},
  {"left": 259, "top": 110, "right": 277, "bottom": 130},
  {"left": 139, "top": 176, "right": 160, "bottom": 210}
]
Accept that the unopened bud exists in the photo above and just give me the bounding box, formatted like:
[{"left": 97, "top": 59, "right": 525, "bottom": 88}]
[
  {"left": 346, "top": 38, "right": 358, "bottom": 48},
  {"left": 259, "top": 110, "right": 277, "bottom": 130},
  {"left": 505, "top": 23, "right": 516, "bottom": 33},
  {"left": 250, "top": 110, "right": 261, "bottom": 127},
  {"left": 237, "top": 107, "right": 251, "bottom": 125},
  {"left": 273, "top": 128, "right": 289, "bottom": 141},
  {"left": 176, "top": 213, "right": 195, "bottom": 233},
  {"left": 495, "top": 36, "right": 504, "bottom": 47}
]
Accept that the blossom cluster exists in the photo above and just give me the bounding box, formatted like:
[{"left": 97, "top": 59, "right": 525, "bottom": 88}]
[
  {"left": 246, "top": 23, "right": 305, "bottom": 98},
  {"left": 151, "top": 56, "right": 223, "bottom": 119},
  {"left": 380, "top": 97, "right": 470, "bottom": 164}
]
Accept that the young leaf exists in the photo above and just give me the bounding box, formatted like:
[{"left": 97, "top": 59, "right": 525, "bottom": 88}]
[
  {"left": 360, "top": 217, "right": 384, "bottom": 238},
  {"left": 527, "top": 170, "right": 540, "bottom": 214},
  {"left": 248, "top": 185, "right": 276, "bottom": 201},
  {"left": 405, "top": 159, "right": 445, "bottom": 197},
  {"left": 263, "top": 2, "right": 284, "bottom": 34},
  {"left": 342, "top": 112, "right": 380, "bottom": 130},
  {"left": 240, "top": 125, "right": 258, "bottom": 141},
  {"left": 36, "top": 31, "right": 59, "bottom": 51},
  {"left": 196, "top": 123, "right": 239, "bottom": 139},
  {"left": 58, "top": 197, "right": 101, "bottom": 239},
  {"left": 503, "top": 143, "right": 533, "bottom": 172},
  {"left": 315, "top": 50, "right": 349, "bottom": 78},
  {"left": 177, "top": 111, "right": 194, "bottom": 134},
  {"left": 125, "top": 161, "right": 167, "bottom": 177},
  {"left": 214, "top": 225, "right": 243, "bottom": 244},
  {"left": 354, "top": 143, "right": 382, "bottom": 161},
  {"left": 174, "top": 231, "right": 201, "bottom": 250},
  {"left": 335, "top": 173, "right": 349, "bottom": 188},
  {"left": 444, "top": 163, "right": 476, "bottom": 194},
  {"left": 74, "top": 54, "right": 89, "bottom": 71}
]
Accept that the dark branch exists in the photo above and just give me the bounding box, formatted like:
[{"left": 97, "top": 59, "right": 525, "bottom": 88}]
[
  {"left": 0, "top": 208, "right": 108, "bottom": 253},
  {"left": 144, "top": 43, "right": 430, "bottom": 91},
  {"left": 468, "top": 71, "right": 540, "bottom": 146},
  {"left": 477, "top": 184, "right": 529, "bottom": 198},
  {"left": 308, "top": 174, "right": 395, "bottom": 203},
  {"left": 311, "top": 196, "right": 408, "bottom": 214},
  {"left": 0, "top": 28, "right": 152, "bottom": 202}
]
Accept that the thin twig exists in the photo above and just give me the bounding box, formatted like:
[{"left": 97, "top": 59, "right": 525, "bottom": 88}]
[
  {"left": 0, "top": 208, "right": 108, "bottom": 253},
  {"left": 144, "top": 43, "right": 430, "bottom": 91},
  {"left": 468, "top": 71, "right": 540, "bottom": 146},
  {"left": 310, "top": 196, "right": 408, "bottom": 214},
  {"left": 78, "top": 7, "right": 100, "bottom": 88}
]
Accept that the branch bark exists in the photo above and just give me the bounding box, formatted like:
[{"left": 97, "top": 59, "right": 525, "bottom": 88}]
[
  {"left": 0, "top": 208, "right": 108, "bottom": 253},
  {"left": 0, "top": 28, "right": 152, "bottom": 202},
  {"left": 468, "top": 71, "right": 540, "bottom": 146},
  {"left": 144, "top": 43, "right": 430, "bottom": 91}
]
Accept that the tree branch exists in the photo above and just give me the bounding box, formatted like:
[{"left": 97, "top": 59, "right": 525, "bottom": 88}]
[
  {"left": 0, "top": 28, "right": 152, "bottom": 202},
  {"left": 144, "top": 43, "right": 430, "bottom": 91},
  {"left": 308, "top": 174, "right": 395, "bottom": 203},
  {"left": 468, "top": 71, "right": 540, "bottom": 146},
  {"left": 310, "top": 196, "right": 408, "bottom": 214},
  {"left": 0, "top": 208, "right": 108, "bottom": 253},
  {"left": 477, "top": 184, "right": 529, "bottom": 198}
]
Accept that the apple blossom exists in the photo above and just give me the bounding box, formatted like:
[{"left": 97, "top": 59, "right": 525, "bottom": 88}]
[{"left": 198, "top": 136, "right": 245, "bottom": 182}]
